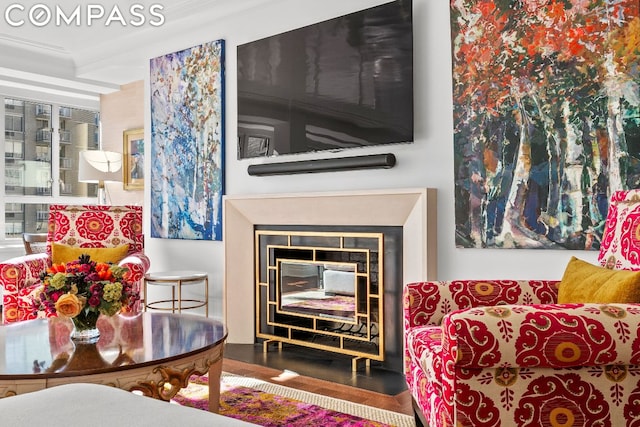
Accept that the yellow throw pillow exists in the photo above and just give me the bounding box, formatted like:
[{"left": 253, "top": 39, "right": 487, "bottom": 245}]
[
  {"left": 557, "top": 256, "right": 640, "bottom": 304},
  {"left": 51, "top": 243, "right": 130, "bottom": 265}
]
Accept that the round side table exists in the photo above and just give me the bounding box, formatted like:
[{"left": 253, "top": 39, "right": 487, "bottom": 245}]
[{"left": 143, "top": 270, "right": 209, "bottom": 316}]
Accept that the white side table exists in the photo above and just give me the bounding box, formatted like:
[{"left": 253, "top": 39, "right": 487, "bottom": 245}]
[{"left": 143, "top": 270, "right": 209, "bottom": 316}]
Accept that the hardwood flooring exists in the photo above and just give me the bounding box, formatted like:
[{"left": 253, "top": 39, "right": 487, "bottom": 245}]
[
  {"left": 0, "top": 308, "right": 414, "bottom": 416},
  {"left": 223, "top": 343, "right": 414, "bottom": 417}
]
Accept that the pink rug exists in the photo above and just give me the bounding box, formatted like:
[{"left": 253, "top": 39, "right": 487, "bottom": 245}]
[{"left": 173, "top": 373, "right": 400, "bottom": 427}]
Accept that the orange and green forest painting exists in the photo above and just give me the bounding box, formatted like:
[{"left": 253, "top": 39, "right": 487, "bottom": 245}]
[{"left": 451, "top": 0, "right": 639, "bottom": 249}]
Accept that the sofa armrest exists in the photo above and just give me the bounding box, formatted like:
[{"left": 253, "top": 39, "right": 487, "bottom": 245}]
[
  {"left": 442, "top": 303, "right": 640, "bottom": 369},
  {"left": 118, "top": 252, "right": 150, "bottom": 313},
  {"left": 403, "top": 280, "right": 560, "bottom": 328},
  {"left": 0, "top": 253, "right": 50, "bottom": 323},
  {"left": 118, "top": 252, "right": 151, "bottom": 283}
]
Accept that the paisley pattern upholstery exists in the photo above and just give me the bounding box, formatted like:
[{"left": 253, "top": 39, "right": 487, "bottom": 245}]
[
  {"left": 0, "top": 205, "right": 150, "bottom": 324},
  {"left": 405, "top": 190, "right": 640, "bottom": 426},
  {"left": 404, "top": 280, "right": 640, "bottom": 426},
  {"left": 598, "top": 189, "right": 640, "bottom": 270}
]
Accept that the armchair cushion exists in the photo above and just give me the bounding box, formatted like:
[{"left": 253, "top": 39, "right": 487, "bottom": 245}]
[
  {"left": 51, "top": 243, "right": 130, "bottom": 265},
  {"left": 558, "top": 256, "right": 640, "bottom": 303}
]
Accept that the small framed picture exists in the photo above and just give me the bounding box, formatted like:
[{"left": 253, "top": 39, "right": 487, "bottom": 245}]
[{"left": 123, "top": 128, "right": 144, "bottom": 190}]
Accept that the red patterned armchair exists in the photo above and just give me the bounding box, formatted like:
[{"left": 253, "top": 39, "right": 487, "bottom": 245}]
[
  {"left": 404, "top": 189, "right": 640, "bottom": 426},
  {"left": 0, "top": 205, "right": 150, "bottom": 324}
]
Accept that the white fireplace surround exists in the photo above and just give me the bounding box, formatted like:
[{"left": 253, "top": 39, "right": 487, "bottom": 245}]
[{"left": 223, "top": 188, "right": 437, "bottom": 343}]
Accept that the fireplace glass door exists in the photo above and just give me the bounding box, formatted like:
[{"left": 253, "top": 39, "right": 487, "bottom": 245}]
[{"left": 279, "top": 261, "right": 357, "bottom": 323}]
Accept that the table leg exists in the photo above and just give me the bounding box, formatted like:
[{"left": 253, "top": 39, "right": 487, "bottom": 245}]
[{"left": 207, "top": 353, "right": 223, "bottom": 413}]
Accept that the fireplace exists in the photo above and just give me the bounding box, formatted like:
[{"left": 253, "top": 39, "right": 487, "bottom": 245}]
[
  {"left": 255, "top": 227, "right": 404, "bottom": 370},
  {"left": 223, "top": 188, "right": 437, "bottom": 369}
]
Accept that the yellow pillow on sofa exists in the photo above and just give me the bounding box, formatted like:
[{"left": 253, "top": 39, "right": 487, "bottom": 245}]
[
  {"left": 557, "top": 256, "right": 640, "bottom": 304},
  {"left": 51, "top": 243, "right": 130, "bottom": 265}
]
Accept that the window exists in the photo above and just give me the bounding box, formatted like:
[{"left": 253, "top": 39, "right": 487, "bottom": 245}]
[
  {"left": 2, "top": 97, "right": 100, "bottom": 240},
  {"left": 5, "top": 115, "right": 23, "bottom": 132}
]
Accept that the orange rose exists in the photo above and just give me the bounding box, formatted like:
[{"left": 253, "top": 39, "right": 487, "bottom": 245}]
[{"left": 54, "top": 293, "right": 84, "bottom": 318}]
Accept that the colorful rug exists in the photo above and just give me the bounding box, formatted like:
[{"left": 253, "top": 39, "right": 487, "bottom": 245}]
[{"left": 172, "top": 372, "right": 415, "bottom": 427}]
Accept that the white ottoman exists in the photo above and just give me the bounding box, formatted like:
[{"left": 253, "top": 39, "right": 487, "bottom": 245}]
[{"left": 0, "top": 383, "right": 257, "bottom": 426}]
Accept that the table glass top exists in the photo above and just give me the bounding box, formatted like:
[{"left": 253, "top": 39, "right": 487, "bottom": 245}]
[{"left": 0, "top": 312, "right": 226, "bottom": 378}]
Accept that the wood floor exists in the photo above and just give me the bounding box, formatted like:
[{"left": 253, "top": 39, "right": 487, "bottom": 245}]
[
  {"left": 223, "top": 344, "right": 414, "bottom": 417},
  {"left": 0, "top": 308, "right": 413, "bottom": 416}
]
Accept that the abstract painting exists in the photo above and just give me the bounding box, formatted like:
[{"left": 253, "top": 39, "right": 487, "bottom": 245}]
[
  {"left": 451, "top": 0, "right": 639, "bottom": 249},
  {"left": 150, "top": 39, "right": 225, "bottom": 240}
]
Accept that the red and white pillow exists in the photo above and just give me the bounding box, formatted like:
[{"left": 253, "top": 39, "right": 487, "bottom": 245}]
[{"left": 598, "top": 189, "right": 640, "bottom": 271}]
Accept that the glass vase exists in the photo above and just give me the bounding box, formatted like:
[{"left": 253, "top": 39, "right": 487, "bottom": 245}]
[{"left": 70, "top": 311, "right": 101, "bottom": 343}]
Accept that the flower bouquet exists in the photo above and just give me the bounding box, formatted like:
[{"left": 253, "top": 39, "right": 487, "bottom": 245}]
[{"left": 35, "top": 254, "right": 140, "bottom": 342}]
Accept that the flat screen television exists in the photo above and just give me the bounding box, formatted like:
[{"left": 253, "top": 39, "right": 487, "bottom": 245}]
[{"left": 237, "top": 0, "right": 413, "bottom": 159}]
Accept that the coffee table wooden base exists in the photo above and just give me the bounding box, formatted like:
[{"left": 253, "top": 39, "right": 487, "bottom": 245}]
[
  {"left": 0, "top": 343, "right": 223, "bottom": 412},
  {"left": 0, "top": 314, "right": 226, "bottom": 413}
]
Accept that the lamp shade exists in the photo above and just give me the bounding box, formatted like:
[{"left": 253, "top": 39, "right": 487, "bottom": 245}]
[{"left": 78, "top": 150, "right": 122, "bottom": 183}]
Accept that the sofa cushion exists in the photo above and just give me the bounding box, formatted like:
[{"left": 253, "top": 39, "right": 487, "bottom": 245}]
[
  {"left": 51, "top": 243, "right": 130, "bottom": 265},
  {"left": 558, "top": 256, "right": 640, "bottom": 304}
]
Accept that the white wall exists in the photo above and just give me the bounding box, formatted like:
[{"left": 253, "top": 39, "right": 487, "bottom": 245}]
[{"left": 135, "top": 0, "right": 598, "bottom": 318}]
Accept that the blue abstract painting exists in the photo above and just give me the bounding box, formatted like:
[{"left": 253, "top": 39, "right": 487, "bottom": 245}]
[{"left": 150, "top": 39, "right": 225, "bottom": 240}]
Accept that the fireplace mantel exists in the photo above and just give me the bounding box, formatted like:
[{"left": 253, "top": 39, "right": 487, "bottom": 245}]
[{"left": 223, "top": 188, "right": 437, "bottom": 343}]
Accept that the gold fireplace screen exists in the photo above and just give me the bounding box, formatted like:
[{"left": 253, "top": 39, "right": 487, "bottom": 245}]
[{"left": 255, "top": 230, "right": 384, "bottom": 369}]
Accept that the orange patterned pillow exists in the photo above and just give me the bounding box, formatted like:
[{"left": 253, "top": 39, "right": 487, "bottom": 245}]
[{"left": 598, "top": 189, "right": 640, "bottom": 271}]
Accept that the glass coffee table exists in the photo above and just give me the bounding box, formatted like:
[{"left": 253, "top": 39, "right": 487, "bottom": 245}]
[{"left": 0, "top": 312, "right": 227, "bottom": 412}]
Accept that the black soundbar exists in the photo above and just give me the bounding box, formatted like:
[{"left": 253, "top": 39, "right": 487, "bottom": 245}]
[{"left": 247, "top": 153, "right": 396, "bottom": 176}]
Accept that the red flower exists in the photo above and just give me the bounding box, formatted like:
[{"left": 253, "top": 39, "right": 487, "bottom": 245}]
[
  {"left": 48, "top": 263, "right": 66, "bottom": 274},
  {"left": 88, "top": 294, "right": 101, "bottom": 307}
]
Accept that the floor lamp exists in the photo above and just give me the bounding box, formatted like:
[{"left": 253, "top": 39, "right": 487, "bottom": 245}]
[{"left": 78, "top": 150, "right": 122, "bottom": 205}]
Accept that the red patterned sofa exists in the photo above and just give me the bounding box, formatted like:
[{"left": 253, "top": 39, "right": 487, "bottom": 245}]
[
  {"left": 0, "top": 205, "right": 150, "bottom": 324},
  {"left": 403, "top": 189, "right": 640, "bottom": 426}
]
